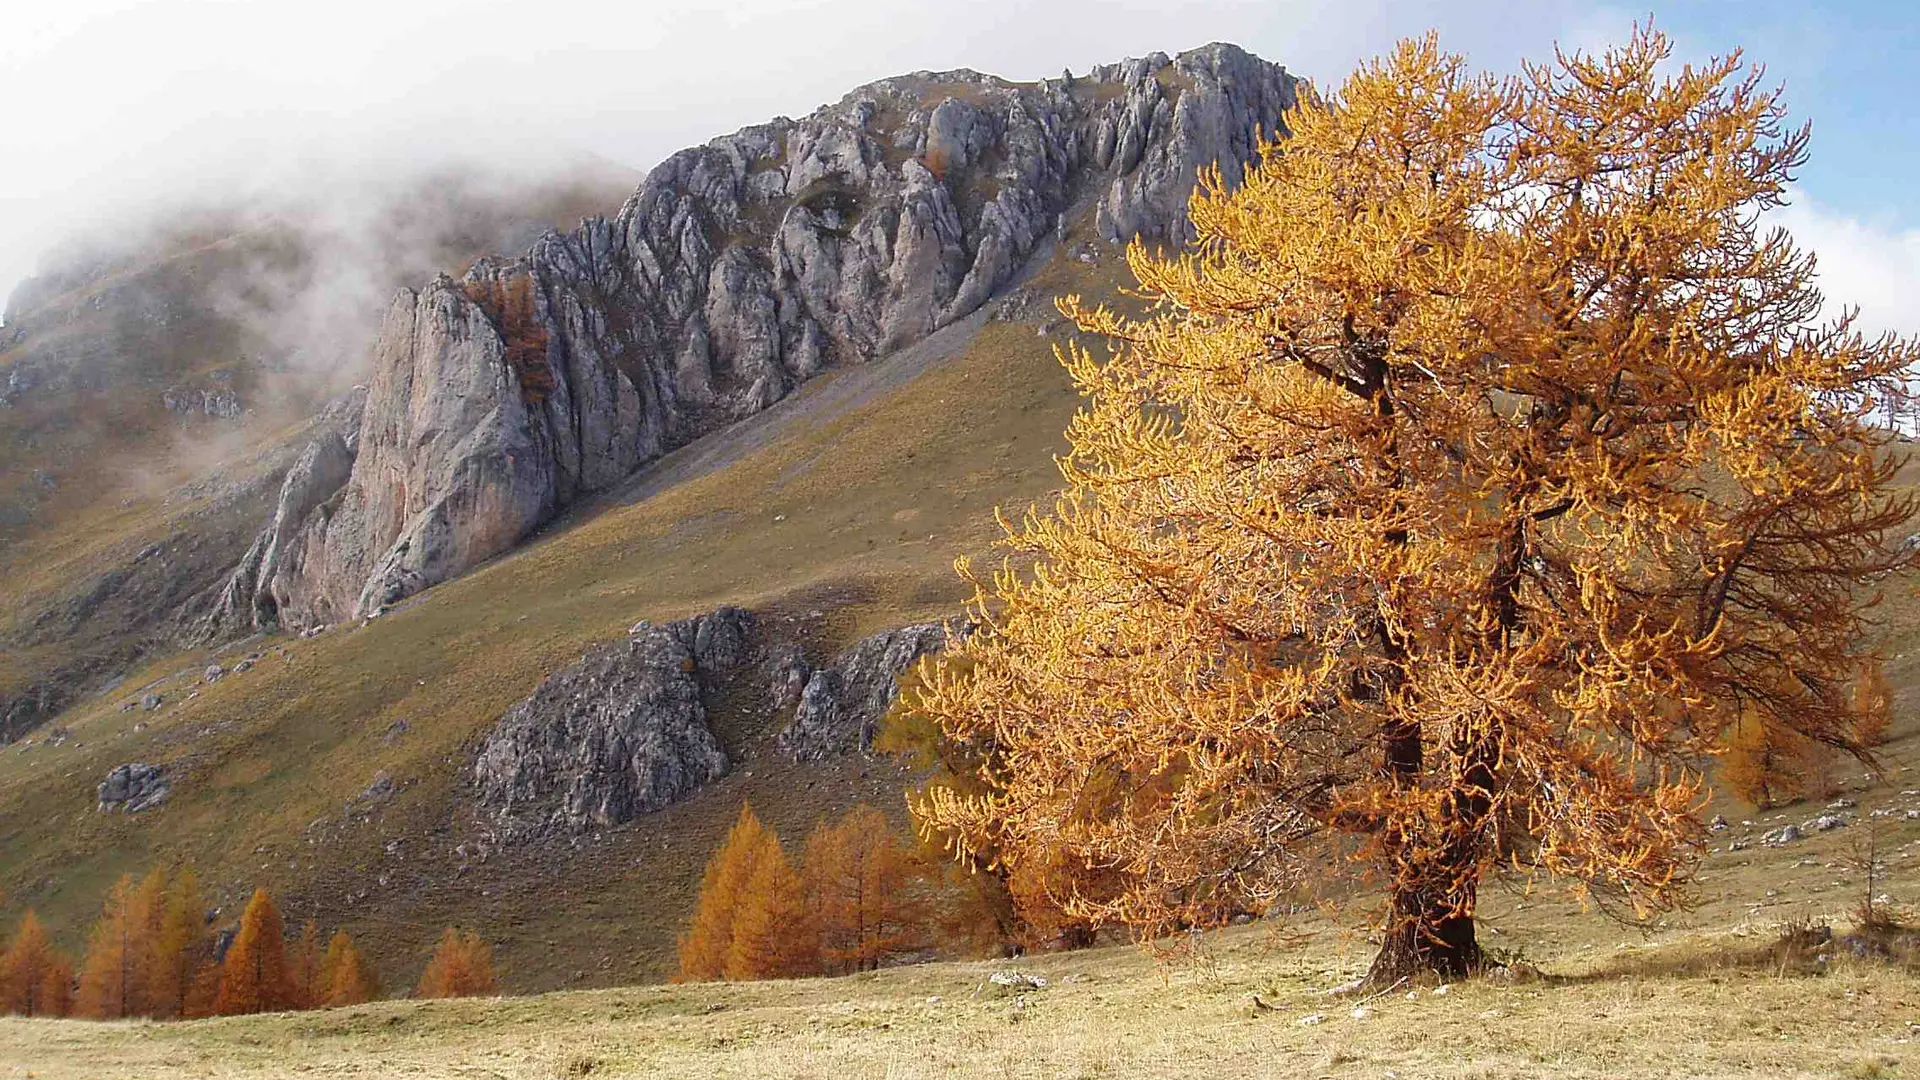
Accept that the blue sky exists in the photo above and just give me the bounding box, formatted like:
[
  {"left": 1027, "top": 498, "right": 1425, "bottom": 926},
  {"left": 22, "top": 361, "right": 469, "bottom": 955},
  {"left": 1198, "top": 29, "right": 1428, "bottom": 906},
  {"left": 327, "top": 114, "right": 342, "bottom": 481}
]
[
  {"left": 1651, "top": 1, "right": 1918, "bottom": 226},
  {"left": 1, "top": 1, "right": 1914, "bottom": 334}
]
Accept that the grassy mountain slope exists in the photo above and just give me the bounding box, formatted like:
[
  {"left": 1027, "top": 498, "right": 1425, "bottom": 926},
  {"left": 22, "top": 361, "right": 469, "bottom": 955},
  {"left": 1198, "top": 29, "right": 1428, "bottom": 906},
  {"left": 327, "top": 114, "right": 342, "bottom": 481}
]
[
  {"left": 0, "top": 228, "right": 1132, "bottom": 991},
  {"left": 0, "top": 161, "right": 642, "bottom": 737}
]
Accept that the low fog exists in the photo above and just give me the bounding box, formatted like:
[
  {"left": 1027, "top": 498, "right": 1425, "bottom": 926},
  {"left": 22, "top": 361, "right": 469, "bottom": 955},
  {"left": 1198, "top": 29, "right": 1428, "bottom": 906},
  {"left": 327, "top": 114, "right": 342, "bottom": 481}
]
[{"left": 2, "top": 0, "right": 1916, "bottom": 348}]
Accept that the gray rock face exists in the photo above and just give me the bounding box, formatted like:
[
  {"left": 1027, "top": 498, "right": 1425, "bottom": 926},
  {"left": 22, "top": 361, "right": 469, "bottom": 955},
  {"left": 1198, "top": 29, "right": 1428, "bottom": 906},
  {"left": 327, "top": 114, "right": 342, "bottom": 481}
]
[
  {"left": 196, "top": 389, "right": 366, "bottom": 639},
  {"left": 214, "top": 45, "right": 1297, "bottom": 629},
  {"left": 472, "top": 608, "right": 748, "bottom": 836},
  {"left": 98, "top": 762, "right": 169, "bottom": 812},
  {"left": 777, "top": 623, "right": 950, "bottom": 761}
]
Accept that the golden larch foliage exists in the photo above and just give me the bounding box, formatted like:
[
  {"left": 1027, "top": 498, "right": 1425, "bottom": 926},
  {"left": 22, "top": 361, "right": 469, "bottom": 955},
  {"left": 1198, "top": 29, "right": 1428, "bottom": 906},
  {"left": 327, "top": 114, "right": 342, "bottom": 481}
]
[
  {"left": 213, "top": 888, "right": 295, "bottom": 1015},
  {"left": 1854, "top": 659, "right": 1894, "bottom": 747},
  {"left": 879, "top": 663, "right": 1099, "bottom": 951},
  {"left": 1, "top": 911, "right": 71, "bottom": 1016},
  {"left": 74, "top": 871, "right": 164, "bottom": 1018},
  {"left": 724, "top": 836, "right": 814, "bottom": 980},
  {"left": 1721, "top": 708, "right": 1834, "bottom": 808},
  {"left": 909, "top": 27, "right": 1916, "bottom": 986},
  {"left": 677, "top": 803, "right": 776, "bottom": 981},
  {"left": 182, "top": 959, "right": 223, "bottom": 1020},
  {"left": 801, "top": 805, "right": 932, "bottom": 973},
  {"left": 415, "top": 929, "right": 497, "bottom": 999},
  {"left": 287, "top": 921, "right": 324, "bottom": 1009},
  {"left": 37, "top": 954, "right": 74, "bottom": 1018},
  {"left": 462, "top": 273, "right": 555, "bottom": 405},
  {"left": 148, "top": 866, "right": 208, "bottom": 1020},
  {"left": 319, "top": 930, "right": 381, "bottom": 1006}
]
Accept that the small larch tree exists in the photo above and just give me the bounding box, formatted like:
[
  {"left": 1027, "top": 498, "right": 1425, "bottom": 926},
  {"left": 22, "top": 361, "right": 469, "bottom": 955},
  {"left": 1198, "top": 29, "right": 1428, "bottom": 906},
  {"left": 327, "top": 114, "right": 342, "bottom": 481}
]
[
  {"left": 911, "top": 29, "right": 1915, "bottom": 984},
  {"left": 287, "top": 921, "right": 324, "bottom": 1009},
  {"left": 319, "top": 930, "right": 381, "bottom": 1006},
  {"left": 802, "top": 805, "right": 932, "bottom": 973},
  {"left": 677, "top": 803, "right": 776, "bottom": 981},
  {"left": 214, "top": 888, "right": 295, "bottom": 1015},
  {"left": 724, "top": 835, "right": 815, "bottom": 980},
  {"left": 74, "top": 872, "right": 163, "bottom": 1019},
  {"left": 1720, "top": 707, "right": 1833, "bottom": 808},
  {"left": 415, "top": 929, "right": 497, "bottom": 998},
  {"left": 1, "top": 911, "right": 71, "bottom": 1017},
  {"left": 149, "top": 866, "right": 208, "bottom": 1020}
]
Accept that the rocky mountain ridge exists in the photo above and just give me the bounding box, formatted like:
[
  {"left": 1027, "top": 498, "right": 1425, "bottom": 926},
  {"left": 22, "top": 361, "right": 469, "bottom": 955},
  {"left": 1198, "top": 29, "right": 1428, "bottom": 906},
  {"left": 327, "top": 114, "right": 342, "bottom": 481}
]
[{"left": 201, "top": 43, "right": 1300, "bottom": 638}]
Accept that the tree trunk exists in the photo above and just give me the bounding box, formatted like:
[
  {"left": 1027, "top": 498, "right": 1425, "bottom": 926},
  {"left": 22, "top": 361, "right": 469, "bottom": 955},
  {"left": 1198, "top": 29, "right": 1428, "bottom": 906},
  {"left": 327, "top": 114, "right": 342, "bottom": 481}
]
[{"left": 1365, "top": 879, "right": 1482, "bottom": 986}]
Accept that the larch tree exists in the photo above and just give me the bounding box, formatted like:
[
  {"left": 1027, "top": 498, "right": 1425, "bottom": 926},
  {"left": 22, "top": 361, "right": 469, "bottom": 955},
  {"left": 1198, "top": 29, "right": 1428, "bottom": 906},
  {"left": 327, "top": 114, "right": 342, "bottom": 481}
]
[
  {"left": 415, "top": 929, "right": 497, "bottom": 998},
  {"left": 801, "top": 805, "right": 932, "bottom": 973},
  {"left": 1720, "top": 707, "right": 1833, "bottom": 808},
  {"left": 910, "top": 29, "right": 1915, "bottom": 984},
  {"left": 724, "top": 834, "right": 815, "bottom": 980},
  {"left": 677, "top": 803, "right": 776, "bottom": 981},
  {"left": 38, "top": 953, "right": 74, "bottom": 1018},
  {"left": 1853, "top": 659, "right": 1894, "bottom": 747},
  {"left": 213, "top": 888, "right": 295, "bottom": 1015},
  {"left": 319, "top": 930, "right": 381, "bottom": 1006},
  {"left": 75, "top": 871, "right": 163, "bottom": 1018},
  {"left": 287, "top": 921, "right": 324, "bottom": 1009},
  {"left": 149, "top": 867, "right": 208, "bottom": 1020},
  {"left": 1, "top": 911, "right": 70, "bottom": 1017}
]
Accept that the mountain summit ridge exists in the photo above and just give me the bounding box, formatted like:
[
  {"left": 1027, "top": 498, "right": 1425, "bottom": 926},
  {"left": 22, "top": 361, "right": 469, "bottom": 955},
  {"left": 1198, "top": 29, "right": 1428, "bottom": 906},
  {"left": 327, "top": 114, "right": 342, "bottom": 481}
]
[{"left": 202, "top": 42, "right": 1301, "bottom": 636}]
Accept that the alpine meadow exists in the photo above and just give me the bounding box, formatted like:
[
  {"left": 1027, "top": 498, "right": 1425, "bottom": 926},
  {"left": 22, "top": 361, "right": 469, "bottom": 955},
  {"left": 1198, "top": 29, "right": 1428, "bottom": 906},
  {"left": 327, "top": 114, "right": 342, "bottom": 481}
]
[{"left": 3, "top": 8, "right": 1920, "bottom": 1080}]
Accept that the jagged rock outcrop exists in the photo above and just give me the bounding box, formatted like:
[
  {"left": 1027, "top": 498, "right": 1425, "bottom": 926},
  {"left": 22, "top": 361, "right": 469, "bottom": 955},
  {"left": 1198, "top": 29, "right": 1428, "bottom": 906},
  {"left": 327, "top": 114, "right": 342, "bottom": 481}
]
[
  {"left": 776, "top": 622, "right": 952, "bottom": 761},
  {"left": 472, "top": 608, "right": 749, "bottom": 836},
  {"left": 98, "top": 763, "right": 170, "bottom": 812},
  {"left": 196, "top": 388, "right": 367, "bottom": 639},
  {"left": 212, "top": 44, "right": 1298, "bottom": 631}
]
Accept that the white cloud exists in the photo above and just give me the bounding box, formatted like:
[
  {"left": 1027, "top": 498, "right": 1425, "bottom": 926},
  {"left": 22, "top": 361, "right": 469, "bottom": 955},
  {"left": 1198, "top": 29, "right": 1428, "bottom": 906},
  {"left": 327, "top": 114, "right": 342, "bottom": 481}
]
[
  {"left": 1772, "top": 194, "right": 1920, "bottom": 339},
  {"left": 0, "top": 0, "right": 1636, "bottom": 311}
]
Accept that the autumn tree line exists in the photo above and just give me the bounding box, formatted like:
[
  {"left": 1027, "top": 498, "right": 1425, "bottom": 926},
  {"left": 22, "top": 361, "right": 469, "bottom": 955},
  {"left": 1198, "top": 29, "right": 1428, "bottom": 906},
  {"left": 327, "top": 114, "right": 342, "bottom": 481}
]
[
  {"left": 675, "top": 800, "right": 1088, "bottom": 980},
  {"left": 0, "top": 867, "right": 494, "bottom": 1019}
]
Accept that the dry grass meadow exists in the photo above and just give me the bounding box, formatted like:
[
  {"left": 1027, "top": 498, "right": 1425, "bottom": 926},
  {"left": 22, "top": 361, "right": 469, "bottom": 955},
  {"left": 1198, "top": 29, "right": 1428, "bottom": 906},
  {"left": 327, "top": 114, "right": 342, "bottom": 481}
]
[{"left": 2, "top": 913, "right": 1914, "bottom": 1079}]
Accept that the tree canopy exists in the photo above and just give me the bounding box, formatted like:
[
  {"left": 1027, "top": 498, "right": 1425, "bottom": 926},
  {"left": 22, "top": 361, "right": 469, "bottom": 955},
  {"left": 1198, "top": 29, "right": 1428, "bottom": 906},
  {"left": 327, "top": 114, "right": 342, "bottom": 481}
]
[{"left": 909, "top": 28, "right": 1915, "bottom": 983}]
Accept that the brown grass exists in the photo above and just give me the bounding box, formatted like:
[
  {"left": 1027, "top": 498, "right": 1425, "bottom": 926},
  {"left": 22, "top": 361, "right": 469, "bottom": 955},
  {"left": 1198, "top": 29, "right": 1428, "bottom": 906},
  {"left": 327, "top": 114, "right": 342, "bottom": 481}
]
[{"left": 3, "top": 917, "right": 1915, "bottom": 1079}]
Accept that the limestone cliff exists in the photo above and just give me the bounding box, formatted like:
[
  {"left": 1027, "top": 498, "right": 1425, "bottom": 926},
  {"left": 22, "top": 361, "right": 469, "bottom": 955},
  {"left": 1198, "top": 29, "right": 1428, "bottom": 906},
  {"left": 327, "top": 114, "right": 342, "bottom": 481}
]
[{"left": 207, "top": 44, "right": 1299, "bottom": 634}]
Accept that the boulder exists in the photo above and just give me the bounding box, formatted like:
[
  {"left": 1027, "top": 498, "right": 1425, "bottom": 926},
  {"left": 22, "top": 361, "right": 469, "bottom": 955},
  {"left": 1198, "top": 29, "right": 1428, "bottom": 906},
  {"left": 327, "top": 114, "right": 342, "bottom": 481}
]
[
  {"left": 472, "top": 609, "right": 748, "bottom": 836},
  {"left": 98, "top": 763, "right": 170, "bottom": 812}
]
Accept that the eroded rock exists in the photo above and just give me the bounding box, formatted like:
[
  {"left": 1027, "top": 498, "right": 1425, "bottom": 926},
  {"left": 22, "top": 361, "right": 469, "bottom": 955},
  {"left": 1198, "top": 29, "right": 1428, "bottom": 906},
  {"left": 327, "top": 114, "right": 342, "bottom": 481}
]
[
  {"left": 472, "top": 609, "right": 748, "bottom": 836},
  {"left": 777, "top": 622, "right": 952, "bottom": 761},
  {"left": 98, "top": 763, "right": 170, "bottom": 812}
]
